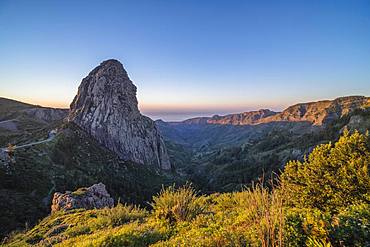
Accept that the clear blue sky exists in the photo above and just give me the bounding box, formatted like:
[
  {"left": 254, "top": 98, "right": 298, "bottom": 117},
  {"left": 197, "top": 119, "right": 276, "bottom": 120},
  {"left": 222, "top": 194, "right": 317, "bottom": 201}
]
[{"left": 1, "top": 0, "right": 369, "bottom": 120}]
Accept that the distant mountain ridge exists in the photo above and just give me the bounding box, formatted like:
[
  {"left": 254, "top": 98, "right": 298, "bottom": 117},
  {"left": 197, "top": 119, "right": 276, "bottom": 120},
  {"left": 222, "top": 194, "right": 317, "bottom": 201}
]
[{"left": 175, "top": 96, "right": 369, "bottom": 126}]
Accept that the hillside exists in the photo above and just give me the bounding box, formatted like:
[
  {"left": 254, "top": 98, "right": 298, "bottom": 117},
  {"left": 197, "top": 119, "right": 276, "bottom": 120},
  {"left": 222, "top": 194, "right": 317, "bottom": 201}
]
[
  {"left": 0, "top": 121, "right": 179, "bottom": 238},
  {"left": 4, "top": 130, "right": 370, "bottom": 246},
  {"left": 0, "top": 97, "right": 68, "bottom": 147}
]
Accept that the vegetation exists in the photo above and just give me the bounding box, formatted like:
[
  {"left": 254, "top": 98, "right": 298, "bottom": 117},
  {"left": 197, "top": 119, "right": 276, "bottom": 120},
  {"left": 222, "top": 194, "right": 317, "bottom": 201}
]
[
  {"left": 164, "top": 108, "right": 370, "bottom": 193},
  {"left": 0, "top": 122, "right": 180, "bottom": 238},
  {"left": 4, "top": 130, "right": 370, "bottom": 246},
  {"left": 151, "top": 184, "right": 205, "bottom": 223},
  {"left": 282, "top": 129, "right": 370, "bottom": 212}
]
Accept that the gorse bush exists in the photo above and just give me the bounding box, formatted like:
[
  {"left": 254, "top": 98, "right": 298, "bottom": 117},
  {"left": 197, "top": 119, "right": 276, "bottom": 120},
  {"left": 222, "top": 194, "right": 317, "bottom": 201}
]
[
  {"left": 151, "top": 184, "right": 205, "bottom": 223},
  {"left": 284, "top": 207, "right": 332, "bottom": 246},
  {"left": 281, "top": 129, "right": 370, "bottom": 212}
]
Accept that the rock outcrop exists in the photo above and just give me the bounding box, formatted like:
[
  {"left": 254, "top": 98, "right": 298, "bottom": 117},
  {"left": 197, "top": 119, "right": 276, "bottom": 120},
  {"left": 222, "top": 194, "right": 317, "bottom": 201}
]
[
  {"left": 68, "top": 59, "right": 171, "bottom": 169},
  {"left": 51, "top": 183, "right": 114, "bottom": 212}
]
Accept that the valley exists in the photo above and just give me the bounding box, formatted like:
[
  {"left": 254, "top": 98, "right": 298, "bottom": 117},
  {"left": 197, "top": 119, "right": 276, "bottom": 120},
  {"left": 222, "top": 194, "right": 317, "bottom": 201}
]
[{"left": 157, "top": 96, "right": 370, "bottom": 192}]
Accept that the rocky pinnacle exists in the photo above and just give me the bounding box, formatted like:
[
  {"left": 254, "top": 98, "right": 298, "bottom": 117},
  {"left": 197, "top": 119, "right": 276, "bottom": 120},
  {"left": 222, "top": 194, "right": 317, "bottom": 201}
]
[{"left": 68, "top": 59, "right": 171, "bottom": 170}]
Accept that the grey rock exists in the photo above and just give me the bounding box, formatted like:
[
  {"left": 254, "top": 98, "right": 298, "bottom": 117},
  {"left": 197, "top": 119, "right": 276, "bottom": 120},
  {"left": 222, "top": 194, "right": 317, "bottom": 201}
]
[
  {"left": 68, "top": 59, "right": 170, "bottom": 169},
  {"left": 51, "top": 183, "right": 114, "bottom": 212}
]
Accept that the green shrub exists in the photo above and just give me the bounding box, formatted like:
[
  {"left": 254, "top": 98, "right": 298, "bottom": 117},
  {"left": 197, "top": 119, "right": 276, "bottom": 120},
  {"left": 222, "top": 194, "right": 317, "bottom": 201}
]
[
  {"left": 151, "top": 184, "right": 206, "bottom": 223},
  {"left": 281, "top": 130, "right": 370, "bottom": 212},
  {"left": 284, "top": 207, "right": 331, "bottom": 246},
  {"left": 331, "top": 203, "right": 370, "bottom": 246},
  {"left": 100, "top": 203, "right": 148, "bottom": 227}
]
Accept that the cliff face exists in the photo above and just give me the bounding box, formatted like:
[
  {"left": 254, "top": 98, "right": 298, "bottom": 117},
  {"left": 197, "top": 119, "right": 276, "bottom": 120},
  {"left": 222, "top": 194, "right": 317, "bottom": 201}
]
[
  {"left": 179, "top": 96, "right": 369, "bottom": 126},
  {"left": 207, "top": 109, "right": 277, "bottom": 125},
  {"left": 261, "top": 96, "right": 370, "bottom": 125},
  {"left": 68, "top": 59, "right": 170, "bottom": 170}
]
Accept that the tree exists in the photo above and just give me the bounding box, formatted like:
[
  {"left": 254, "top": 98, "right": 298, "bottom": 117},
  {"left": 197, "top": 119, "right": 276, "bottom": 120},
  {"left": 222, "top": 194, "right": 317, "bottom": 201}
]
[{"left": 281, "top": 130, "right": 370, "bottom": 212}]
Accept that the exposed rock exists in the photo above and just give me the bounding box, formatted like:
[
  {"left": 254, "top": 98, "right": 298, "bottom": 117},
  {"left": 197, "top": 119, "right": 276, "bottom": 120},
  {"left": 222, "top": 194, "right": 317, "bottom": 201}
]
[
  {"left": 177, "top": 96, "right": 369, "bottom": 126},
  {"left": 342, "top": 113, "right": 370, "bottom": 133},
  {"left": 68, "top": 59, "right": 170, "bottom": 169},
  {"left": 182, "top": 109, "right": 277, "bottom": 125},
  {"left": 261, "top": 96, "right": 369, "bottom": 126},
  {"left": 208, "top": 109, "right": 277, "bottom": 125},
  {"left": 51, "top": 183, "right": 114, "bottom": 212},
  {"left": 23, "top": 107, "right": 68, "bottom": 123}
]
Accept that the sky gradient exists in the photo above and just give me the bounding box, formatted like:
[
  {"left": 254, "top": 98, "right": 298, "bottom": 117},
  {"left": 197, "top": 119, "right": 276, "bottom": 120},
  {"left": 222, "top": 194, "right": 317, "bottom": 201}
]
[{"left": 1, "top": 0, "right": 370, "bottom": 121}]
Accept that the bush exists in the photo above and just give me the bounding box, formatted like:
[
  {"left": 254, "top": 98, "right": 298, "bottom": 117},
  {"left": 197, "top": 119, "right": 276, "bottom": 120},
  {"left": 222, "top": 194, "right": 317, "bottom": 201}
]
[
  {"left": 284, "top": 207, "right": 331, "bottom": 246},
  {"left": 100, "top": 203, "right": 148, "bottom": 227},
  {"left": 281, "top": 130, "right": 370, "bottom": 212},
  {"left": 151, "top": 184, "right": 206, "bottom": 223},
  {"left": 331, "top": 203, "right": 370, "bottom": 246}
]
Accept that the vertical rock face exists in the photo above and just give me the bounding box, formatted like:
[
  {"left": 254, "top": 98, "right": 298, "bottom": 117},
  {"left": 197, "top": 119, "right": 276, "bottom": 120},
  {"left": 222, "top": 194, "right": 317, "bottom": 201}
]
[{"left": 68, "top": 59, "right": 171, "bottom": 170}]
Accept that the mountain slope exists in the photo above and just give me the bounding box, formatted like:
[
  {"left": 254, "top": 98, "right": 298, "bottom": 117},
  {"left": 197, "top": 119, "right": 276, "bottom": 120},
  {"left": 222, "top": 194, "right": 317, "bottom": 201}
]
[
  {"left": 0, "top": 97, "right": 68, "bottom": 147},
  {"left": 260, "top": 96, "right": 369, "bottom": 125}
]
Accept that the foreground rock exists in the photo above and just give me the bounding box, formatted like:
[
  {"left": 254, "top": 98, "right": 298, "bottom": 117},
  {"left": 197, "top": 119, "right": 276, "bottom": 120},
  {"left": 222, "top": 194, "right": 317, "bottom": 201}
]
[
  {"left": 51, "top": 183, "right": 114, "bottom": 212},
  {"left": 68, "top": 59, "right": 171, "bottom": 170}
]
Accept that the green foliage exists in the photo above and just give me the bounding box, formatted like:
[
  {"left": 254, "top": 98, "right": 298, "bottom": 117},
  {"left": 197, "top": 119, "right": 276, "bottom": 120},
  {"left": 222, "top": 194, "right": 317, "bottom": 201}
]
[
  {"left": 284, "top": 207, "right": 331, "bottom": 246},
  {"left": 152, "top": 184, "right": 287, "bottom": 247},
  {"left": 331, "top": 203, "right": 370, "bottom": 246},
  {"left": 281, "top": 130, "right": 370, "bottom": 212},
  {"left": 306, "top": 238, "right": 332, "bottom": 247},
  {"left": 4, "top": 173, "right": 370, "bottom": 246},
  {"left": 151, "top": 184, "right": 205, "bottom": 223},
  {"left": 100, "top": 203, "right": 148, "bottom": 227}
]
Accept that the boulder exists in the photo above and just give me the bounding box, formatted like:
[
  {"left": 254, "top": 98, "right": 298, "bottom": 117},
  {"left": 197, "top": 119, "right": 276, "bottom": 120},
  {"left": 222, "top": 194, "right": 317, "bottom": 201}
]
[{"left": 51, "top": 183, "right": 114, "bottom": 212}]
